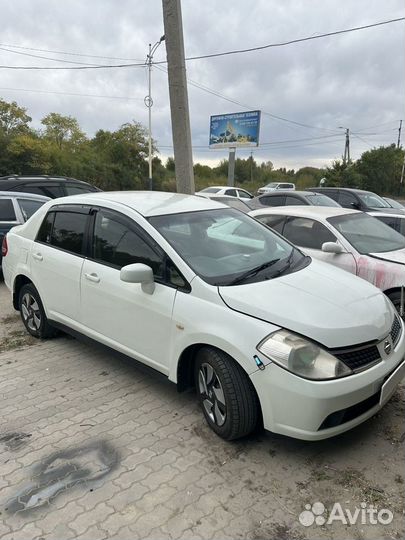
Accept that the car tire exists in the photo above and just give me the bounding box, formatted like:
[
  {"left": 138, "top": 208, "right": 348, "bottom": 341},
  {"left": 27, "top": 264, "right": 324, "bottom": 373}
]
[
  {"left": 18, "top": 283, "right": 55, "bottom": 339},
  {"left": 194, "top": 347, "right": 259, "bottom": 440}
]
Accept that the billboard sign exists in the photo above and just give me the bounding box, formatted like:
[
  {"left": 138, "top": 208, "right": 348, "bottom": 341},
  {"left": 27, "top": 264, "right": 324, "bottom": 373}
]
[{"left": 209, "top": 110, "right": 261, "bottom": 148}]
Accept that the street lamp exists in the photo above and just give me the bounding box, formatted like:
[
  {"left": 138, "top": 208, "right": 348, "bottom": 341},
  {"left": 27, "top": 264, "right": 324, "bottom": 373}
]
[{"left": 145, "top": 35, "right": 165, "bottom": 191}]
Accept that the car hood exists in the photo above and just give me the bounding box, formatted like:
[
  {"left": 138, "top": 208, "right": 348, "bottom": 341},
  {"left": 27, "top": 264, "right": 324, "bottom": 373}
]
[
  {"left": 369, "top": 249, "right": 405, "bottom": 265},
  {"left": 218, "top": 259, "right": 393, "bottom": 348},
  {"left": 369, "top": 207, "right": 405, "bottom": 215}
]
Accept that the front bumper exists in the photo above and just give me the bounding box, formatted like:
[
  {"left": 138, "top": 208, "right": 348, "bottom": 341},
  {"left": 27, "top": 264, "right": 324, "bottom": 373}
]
[{"left": 251, "top": 331, "right": 405, "bottom": 441}]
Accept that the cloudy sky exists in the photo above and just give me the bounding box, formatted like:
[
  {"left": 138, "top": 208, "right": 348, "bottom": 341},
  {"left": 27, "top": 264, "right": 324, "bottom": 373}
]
[{"left": 1, "top": 0, "right": 404, "bottom": 170}]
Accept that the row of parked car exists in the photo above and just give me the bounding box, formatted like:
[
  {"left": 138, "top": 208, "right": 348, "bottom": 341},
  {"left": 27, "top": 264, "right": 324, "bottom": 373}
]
[{"left": 1, "top": 175, "right": 405, "bottom": 443}]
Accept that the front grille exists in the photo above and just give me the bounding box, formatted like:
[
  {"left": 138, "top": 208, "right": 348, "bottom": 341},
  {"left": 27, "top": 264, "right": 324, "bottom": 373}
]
[
  {"left": 390, "top": 316, "right": 401, "bottom": 346},
  {"left": 334, "top": 345, "right": 381, "bottom": 371}
]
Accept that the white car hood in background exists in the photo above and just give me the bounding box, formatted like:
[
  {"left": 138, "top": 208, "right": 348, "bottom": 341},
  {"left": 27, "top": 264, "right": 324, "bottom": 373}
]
[
  {"left": 219, "top": 259, "right": 393, "bottom": 348},
  {"left": 369, "top": 248, "right": 405, "bottom": 265}
]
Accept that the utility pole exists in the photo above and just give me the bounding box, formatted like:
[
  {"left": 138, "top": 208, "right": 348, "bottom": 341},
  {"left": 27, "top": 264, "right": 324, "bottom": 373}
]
[
  {"left": 250, "top": 151, "right": 253, "bottom": 183},
  {"left": 162, "top": 0, "right": 195, "bottom": 194},
  {"left": 398, "top": 119, "right": 402, "bottom": 148},
  {"left": 227, "top": 148, "right": 236, "bottom": 186},
  {"left": 343, "top": 128, "right": 350, "bottom": 164},
  {"left": 145, "top": 36, "right": 165, "bottom": 191}
]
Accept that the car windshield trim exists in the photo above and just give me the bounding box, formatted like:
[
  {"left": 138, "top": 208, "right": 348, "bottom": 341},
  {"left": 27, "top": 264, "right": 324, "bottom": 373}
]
[
  {"left": 327, "top": 213, "right": 405, "bottom": 254},
  {"left": 149, "top": 208, "right": 308, "bottom": 286}
]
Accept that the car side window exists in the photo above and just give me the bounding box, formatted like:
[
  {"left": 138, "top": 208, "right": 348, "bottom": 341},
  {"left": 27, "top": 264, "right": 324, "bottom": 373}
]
[
  {"left": 257, "top": 215, "right": 286, "bottom": 234},
  {"left": 92, "top": 211, "right": 164, "bottom": 277},
  {"left": 65, "top": 184, "right": 93, "bottom": 195},
  {"left": 285, "top": 196, "right": 306, "bottom": 206},
  {"left": 37, "top": 212, "right": 55, "bottom": 243},
  {"left": 283, "top": 217, "right": 337, "bottom": 249},
  {"left": 225, "top": 189, "right": 237, "bottom": 197},
  {"left": 0, "top": 199, "right": 17, "bottom": 221},
  {"left": 338, "top": 192, "right": 359, "bottom": 209},
  {"left": 17, "top": 199, "right": 45, "bottom": 221},
  {"left": 50, "top": 211, "right": 88, "bottom": 255},
  {"left": 259, "top": 195, "right": 285, "bottom": 206}
]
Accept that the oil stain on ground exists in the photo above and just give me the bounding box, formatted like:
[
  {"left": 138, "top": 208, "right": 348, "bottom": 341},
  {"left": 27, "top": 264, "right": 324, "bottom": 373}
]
[
  {"left": 0, "top": 432, "right": 32, "bottom": 451},
  {"left": 5, "top": 440, "right": 120, "bottom": 514}
]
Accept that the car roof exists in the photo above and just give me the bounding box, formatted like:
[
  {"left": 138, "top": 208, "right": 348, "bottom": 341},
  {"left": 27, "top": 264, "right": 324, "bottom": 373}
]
[
  {"left": 0, "top": 190, "right": 50, "bottom": 201},
  {"left": 54, "top": 190, "right": 227, "bottom": 217},
  {"left": 258, "top": 190, "right": 319, "bottom": 197},
  {"left": 309, "top": 186, "right": 374, "bottom": 195},
  {"left": 0, "top": 175, "right": 92, "bottom": 186},
  {"left": 250, "top": 205, "right": 360, "bottom": 220}
]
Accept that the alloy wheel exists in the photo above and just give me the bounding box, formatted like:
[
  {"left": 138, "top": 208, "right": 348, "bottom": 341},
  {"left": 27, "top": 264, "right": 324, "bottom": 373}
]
[
  {"left": 198, "top": 362, "right": 227, "bottom": 426},
  {"left": 21, "top": 293, "right": 41, "bottom": 332}
]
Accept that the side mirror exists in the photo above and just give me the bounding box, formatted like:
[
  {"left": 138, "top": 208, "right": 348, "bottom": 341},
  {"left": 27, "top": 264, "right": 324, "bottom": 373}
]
[
  {"left": 120, "top": 263, "right": 155, "bottom": 294},
  {"left": 322, "top": 242, "right": 344, "bottom": 254},
  {"left": 350, "top": 202, "right": 361, "bottom": 210}
]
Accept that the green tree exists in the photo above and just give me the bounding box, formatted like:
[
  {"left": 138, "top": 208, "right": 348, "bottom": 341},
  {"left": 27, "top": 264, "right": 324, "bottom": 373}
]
[
  {"left": 41, "top": 113, "right": 86, "bottom": 148},
  {"left": 356, "top": 145, "right": 404, "bottom": 195},
  {"left": 0, "top": 99, "right": 32, "bottom": 135},
  {"left": 324, "top": 160, "right": 363, "bottom": 188}
]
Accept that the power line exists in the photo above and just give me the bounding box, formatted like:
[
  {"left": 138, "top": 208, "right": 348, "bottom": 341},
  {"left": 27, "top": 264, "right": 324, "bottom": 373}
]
[
  {"left": 0, "top": 42, "right": 143, "bottom": 62},
  {"left": 155, "top": 64, "right": 340, "bottom": 133},
  {"left": 0, "top": 17, "right": 403, "bottom": 70},
  {"left": 0, "top": 46, "right": 104, "bottom": 66},
  {"left": 157, "top": 17, "right": 405, "bottom": 63},
  {"left": 0, "top": 86, "right": 144, "bottom": 101}
]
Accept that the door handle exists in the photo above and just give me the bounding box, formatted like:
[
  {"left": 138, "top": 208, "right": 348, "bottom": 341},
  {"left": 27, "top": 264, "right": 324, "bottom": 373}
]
[
  {"left": 84, "top": 272, "right": 100, "bottom": 283},
  {"left": 32, "top": 253, "right": 43, "bottom": 261}
]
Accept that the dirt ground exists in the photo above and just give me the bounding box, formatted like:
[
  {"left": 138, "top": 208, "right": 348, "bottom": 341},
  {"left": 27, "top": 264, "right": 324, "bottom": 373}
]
[{"left": 0, "top": 277, "right": 404, "bottom": 540}]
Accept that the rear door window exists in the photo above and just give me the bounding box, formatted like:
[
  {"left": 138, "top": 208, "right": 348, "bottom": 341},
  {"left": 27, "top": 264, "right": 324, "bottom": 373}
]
[
  {"left": 259, "top": 195, "right": 285, "bottom": 206},
  {"left": 283, "top": 217, "right": 337, "bottom": 249},
  {"left": 285, "top": 196, "right": 306, "bottom": 206},
  {"left": 225, "top": 189, "right": 237, "bottom": 197},
  {"left": 50, "top": 211, "right": 88, "bottom": 255},
  {"left": 0, "top": 199, "right": 17, "bottom": 222},
  {"left": 256, "top": 214, "right": 286, "bottom": 234},
  {"left": 17, "top": 199, "right": 46, "bottom": 221},
  {"left": 64, "top": 183, "right": 94, "bottom": 195}
]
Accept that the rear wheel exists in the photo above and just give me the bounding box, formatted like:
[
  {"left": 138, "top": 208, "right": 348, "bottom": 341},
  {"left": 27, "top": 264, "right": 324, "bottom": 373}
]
[
  {"left": 18, "top": 283, "right": 55, "bottom": 339},
  {"left": 194, "top": 347, "right": 259, "bottom": 440}
]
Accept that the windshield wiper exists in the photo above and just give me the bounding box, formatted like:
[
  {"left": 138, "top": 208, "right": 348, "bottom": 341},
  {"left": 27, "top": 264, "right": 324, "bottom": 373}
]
[
  {"left": 268, "top": 249, "right": 298, "bottom": 279},
  {"left": 228, "top": 258, "right": 281, "bottom": 286}
]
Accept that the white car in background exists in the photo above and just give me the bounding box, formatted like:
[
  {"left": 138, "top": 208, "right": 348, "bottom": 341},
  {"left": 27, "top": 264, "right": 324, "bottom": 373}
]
[
  {"left": 197, "top": 186, "right": 253, "bottom": 201},
  {"left": 250, "top": 206, "right": 405, "bottom": 311},
  {"left": 2, "top": 192, "right": 405, "bottom": 441},
  {"left": 257, "top": 182, "right": 295, "bottom": 194}
]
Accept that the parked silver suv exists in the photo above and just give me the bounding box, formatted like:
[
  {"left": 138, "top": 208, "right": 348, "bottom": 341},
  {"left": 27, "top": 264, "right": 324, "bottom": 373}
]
[{"left": 257, "top": 182, "right": 295, "bottom": 194}]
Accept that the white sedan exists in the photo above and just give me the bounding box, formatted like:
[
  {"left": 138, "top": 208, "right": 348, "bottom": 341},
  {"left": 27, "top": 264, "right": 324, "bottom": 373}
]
[
  {"left": 197, "top": 186, "right": 253, "bottom": 201},
  {"left": 250, "top": 206, "right": 405, "bottom": 310},
  {"left": 2, "top": 192, "right": 405, "bottom": 441}
]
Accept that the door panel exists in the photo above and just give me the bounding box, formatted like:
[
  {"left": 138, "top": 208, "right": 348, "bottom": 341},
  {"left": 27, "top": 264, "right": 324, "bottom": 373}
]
[{"left": 80, "top": 260, "right": 176, "bottom": 373}]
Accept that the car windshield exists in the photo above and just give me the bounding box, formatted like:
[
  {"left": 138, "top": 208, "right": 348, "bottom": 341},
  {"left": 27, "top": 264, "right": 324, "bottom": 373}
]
[
  {"left": 328, "top": 213, "right": 405, "bottom": 254},
  {"left": 357, "top": 192, "right": 390, "bottom": 208},
  {"left": 150, "top": 208, "right": 307, "bottom": 286},
  {"left": 385, "top": 197, "right": 404, "bottom": 209},
  {"left": 306, "top": 194, "right": 340, "bottom": 207},
  {"left": 200, "top": 187, "right": 221, "bottom": 193}
]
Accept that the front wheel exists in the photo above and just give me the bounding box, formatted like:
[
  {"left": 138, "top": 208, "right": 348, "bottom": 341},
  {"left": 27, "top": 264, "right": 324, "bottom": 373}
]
[
  {"left": 18, "top": 283, "right": 55, "bottom": 339},
  {"left": 194, "top": 347, "right": 259, "bottom": 440}
]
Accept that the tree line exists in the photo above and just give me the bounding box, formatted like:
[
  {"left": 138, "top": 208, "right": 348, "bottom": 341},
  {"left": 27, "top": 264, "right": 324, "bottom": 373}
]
[{"left": 0, "top": 98, "right": 403, "bottom": 196}]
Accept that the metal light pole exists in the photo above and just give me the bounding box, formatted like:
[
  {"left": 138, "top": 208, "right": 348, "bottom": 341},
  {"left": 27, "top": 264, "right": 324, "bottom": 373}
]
[{"left": 145, "top": 35, "right": 165, "bottom": 191}]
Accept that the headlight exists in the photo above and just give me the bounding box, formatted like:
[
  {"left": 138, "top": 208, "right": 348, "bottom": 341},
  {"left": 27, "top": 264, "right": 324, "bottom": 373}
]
[{"left": 257, "top": 330, "right": 353, "bottom": 380}]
